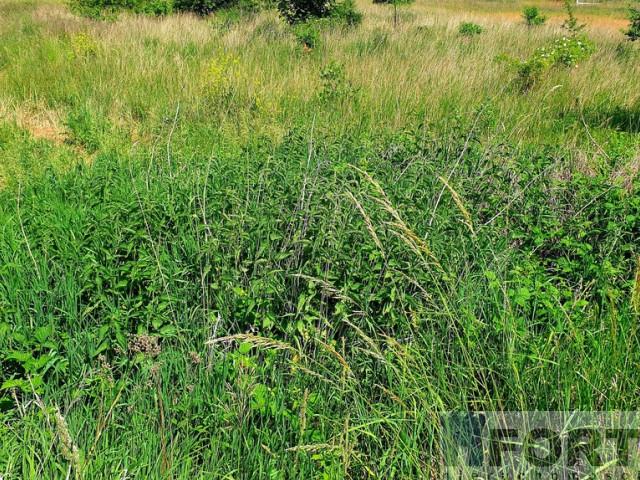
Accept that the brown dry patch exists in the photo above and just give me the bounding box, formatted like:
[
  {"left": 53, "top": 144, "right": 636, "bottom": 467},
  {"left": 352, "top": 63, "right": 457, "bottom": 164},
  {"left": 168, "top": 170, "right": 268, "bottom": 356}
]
[
  {"left": 19, "top": 111, "right": 97, "bottom": 165},
  {"left": 20, "top": 113, "right": 68, "bottom": 145},
  {"left": 459, "top": 11, "right": 628, "bottom": 33},
  {"left": 612, "top": 156, "right": 640, "bottom": 193},
  {"left": 585, "top": 16, "right": 628, "bottom": 31}
]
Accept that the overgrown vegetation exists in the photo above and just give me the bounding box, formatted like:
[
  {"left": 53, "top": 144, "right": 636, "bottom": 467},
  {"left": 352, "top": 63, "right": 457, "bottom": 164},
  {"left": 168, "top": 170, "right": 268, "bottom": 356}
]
[
  {"left": 1, "top": 0, "right": 640, "bottom": 478},
  {"left": 522, "top": 5, "right": 547, "bottom": 26},
  {"left": 69, "top": 0, "right": 270, "bottom": 17},
  {"left": 503, "top": 2, "right": 596, "bottom": 90},
  {"left": 69, "top": 0, "right": 174, "bottom": 17},
  {"left": 624, "top": 0, "right": 640, "bottom": 41}
]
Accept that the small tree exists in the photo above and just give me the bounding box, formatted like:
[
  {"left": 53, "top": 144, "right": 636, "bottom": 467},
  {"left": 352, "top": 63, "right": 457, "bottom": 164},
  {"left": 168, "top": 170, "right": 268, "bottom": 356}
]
[
  {"left": 522, "top": 6, "right": 547, "bottom": 27},
  {"left": 623, "top": 0, "right": 640, "bottom": 41},
  {"left": 562, "top": 0, "right": 585, "bottom": 37},
  {"left": 372, "top": 0, "right": 413, "bottom": 27}
]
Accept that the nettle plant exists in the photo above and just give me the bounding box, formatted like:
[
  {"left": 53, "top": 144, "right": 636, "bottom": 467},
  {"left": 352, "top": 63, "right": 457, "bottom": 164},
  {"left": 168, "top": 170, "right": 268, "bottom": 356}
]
[{"left": 506, "top": 0, "right": 594, "bottom": 90}]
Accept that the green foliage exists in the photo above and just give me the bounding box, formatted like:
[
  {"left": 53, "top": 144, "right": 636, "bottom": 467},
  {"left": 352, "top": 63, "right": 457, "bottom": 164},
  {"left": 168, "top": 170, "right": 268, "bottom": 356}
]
[
  {"left": 2, "top": 108, "right": 640, "bottom": 478},
  {"left": 68, "top": 0, "right": 174, "bottom": 17},
  {"left": 318, "top": 61, "right": 357, "bottom": 101},
  {"left": 522, "top": 5, "right": 547, "bottom": 27},
  {"left": 69, "top": 0, "right": 264, "bottom": 17},
  {"left": 623, "top": 0, "right": 640, "bottom": 41},
  {"left": 2, "top": 119, "right": 640, "bottom": 477},
  {"left": 278, "top": 0, "right": 334, "bottom": 24},
  {"left": 0, "top": 323, "right": 68, "bottom": 396},
  {"left": 458, "top": 21, "right": 483, "bottom": 36},
  {"left": 329, "top": 0, "right": 362, "bottom": 26},
  {"left": 562, "top": 0, "right": 585, "bottom": 36},
  {"left": 292, "top": 20, "right": 322, "bottom": 47},
  {"left": 504, "top": 2, "right": 595, "bottom": 91},
  {"left": 3, "top": 1, "right": 640, "bottom": 477},
  {"left": 173, "top": 0, "right": 227, "bottom": 15},
  {"left": 508, "top": 35, "right": 596, "bottom": 90}
]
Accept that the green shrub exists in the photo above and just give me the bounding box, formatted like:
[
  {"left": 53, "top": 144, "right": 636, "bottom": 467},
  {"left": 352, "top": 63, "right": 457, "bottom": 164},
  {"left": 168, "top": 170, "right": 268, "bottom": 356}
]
[
  {"left": 136, "top": 0, "right": 174, "bottom": 14},
  {"left": 278, "top": 0, "right": 334, "bottom": 24},
  {"left": 67, "top": 0, "right": 121, "bottom": 18},
  {"left": 173, "top": 0, "right": 225, "bottom": 15},
  {"left": 329, "top": 0, "right": 362, "bottom": 26},
  {"left": 508, "top": 35, "right": 596, "bottom": 90},
  {"left": 458, "top": 21, "right": 483, "bottom": 36},
  {"left": 292, "top": 20, "right": 322, "bottom": 48},
  {"left": 624, "top": 0, "right": 640, "bottom": 41},
  {"left": 176, "top": 0, "right": 269, "bottom": 15},
  {"left": 68, "top": 0, "right": 174, "bottom": 17},
  {"left": 69, "top": 0, "right": 262, "bottom": 17},
  {"left": 292, "top": 20, "right": 322, "bottom": 49},
  {"left": 522, "top": 5, "right": 547, "bottom": 27},
  {"left": 318, "top": 61, "right": 358, "bottom": 102},
  {"left": 503, "top": 3, "right": 595, "bottom": 90}
]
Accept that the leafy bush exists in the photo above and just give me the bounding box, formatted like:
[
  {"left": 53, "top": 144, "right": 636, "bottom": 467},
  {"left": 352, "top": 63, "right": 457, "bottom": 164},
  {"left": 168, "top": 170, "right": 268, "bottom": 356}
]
[
  {"left": 329, "top": 0, "right": 362, "bottom": 26},
  {"left": 292, "top": 20, "right": 322, "bottom": 48},
  {"left": 522, "top": 5, "right": 547, "bottom": 27},
  {"left": 68, "top": 0, "right": 174, "bottom": 17},
  {"left": 458, "top": 21, "right": 483, "bottom": 36},
  {"left": 624, "top": 0, "right": 640, "bottom": 41},
  {"left": 509, "top": 35, "right": 595, "bottom": 90},
  {"left": 136, "top": 0, "right": 174, "bottom": 14},
  {"left": 173, "top": 0, "right": 225, "bottom": 15},
  {"left": 318, "top": 61, "right": 358, "bottom": 102},
  {"left": 504, "top": 4, "right": 594, "bottom": 90},
  {"left": 69, "top": 0, "right": 262, "bottom": 17},
  {"left": 278, "top": 0, "right": 334, "bottom": 24}
]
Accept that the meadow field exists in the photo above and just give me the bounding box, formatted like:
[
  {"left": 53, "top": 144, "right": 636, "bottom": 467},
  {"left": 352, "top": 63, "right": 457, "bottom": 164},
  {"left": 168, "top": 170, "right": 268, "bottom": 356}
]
[{"left": 0, "top": 0, "right": 639, "bottom": 477}]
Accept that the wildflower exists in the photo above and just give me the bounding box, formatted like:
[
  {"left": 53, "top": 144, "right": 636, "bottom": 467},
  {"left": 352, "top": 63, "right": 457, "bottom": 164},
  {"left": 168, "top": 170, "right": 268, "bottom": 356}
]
[
  {"left": 127, "top": 333, "right": 161, "bottom": 357},
  {"left": 188, "top": 351, "right": 202, "bottom": 365}
]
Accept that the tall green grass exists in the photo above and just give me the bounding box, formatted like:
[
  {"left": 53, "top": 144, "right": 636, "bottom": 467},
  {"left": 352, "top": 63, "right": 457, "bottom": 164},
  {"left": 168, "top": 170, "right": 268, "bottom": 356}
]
[
  {"left": 0, "top": 0, "right": 639, "bottom": 478},
  {"left": 1, "top": 117, "right": 639, "bottom": 477}
]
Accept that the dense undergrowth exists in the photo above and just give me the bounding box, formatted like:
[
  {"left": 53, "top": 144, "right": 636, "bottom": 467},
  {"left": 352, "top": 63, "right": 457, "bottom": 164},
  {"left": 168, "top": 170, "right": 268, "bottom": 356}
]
[
  {"left": 1, "top": 0, "right": 640, "bottom": 478},
  {"left": 1, "top": 116, "right": 639, "bottom": 477}
]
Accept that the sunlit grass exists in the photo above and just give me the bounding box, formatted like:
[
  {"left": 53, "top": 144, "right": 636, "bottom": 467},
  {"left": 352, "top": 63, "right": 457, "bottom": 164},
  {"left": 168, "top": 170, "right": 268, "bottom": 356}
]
[{"left": 0, "top": 0, "right": 639, "bottom": 478}]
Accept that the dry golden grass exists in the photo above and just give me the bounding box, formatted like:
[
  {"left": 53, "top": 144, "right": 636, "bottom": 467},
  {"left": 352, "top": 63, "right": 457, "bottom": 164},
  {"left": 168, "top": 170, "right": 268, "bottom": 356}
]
[{"left": 0, "top": 0, "right": 638, "bottom": 184}]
